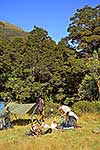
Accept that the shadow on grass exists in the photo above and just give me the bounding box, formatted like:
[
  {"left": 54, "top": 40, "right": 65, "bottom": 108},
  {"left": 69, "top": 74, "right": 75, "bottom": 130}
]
[{"left": 12, "top": 119, "right": 32, "bottom": 126}]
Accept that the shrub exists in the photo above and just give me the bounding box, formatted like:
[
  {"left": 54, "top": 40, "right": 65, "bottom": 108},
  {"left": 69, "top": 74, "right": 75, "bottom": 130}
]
[
  {"left": 78, "top": 74, "right": 99, "bottom": 101},
  {"left": 64, "top": 97, "right": 75, "bottom": 105},
  {"left": 72, "top": 101, "right": 100, "bottom": 115}
]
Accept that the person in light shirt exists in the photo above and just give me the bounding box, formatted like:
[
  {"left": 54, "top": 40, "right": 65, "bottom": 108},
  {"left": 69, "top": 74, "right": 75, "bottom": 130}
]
[{"left": 59, "top": 105, "right": 78, "bottom": 128}]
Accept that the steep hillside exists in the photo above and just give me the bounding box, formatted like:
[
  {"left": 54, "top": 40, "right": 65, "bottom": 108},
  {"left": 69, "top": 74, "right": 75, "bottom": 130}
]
[{"left": 0, "top": 21, "right": 28, "bottom": 39}]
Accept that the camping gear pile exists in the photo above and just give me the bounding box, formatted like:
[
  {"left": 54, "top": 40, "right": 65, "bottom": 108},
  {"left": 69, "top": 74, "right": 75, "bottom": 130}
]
[
  {"left": 26, "top": 123, "right": 52, "bottom": 137},
  {"left": 25, "top": 117, "right": 53, "bottom": 137}
]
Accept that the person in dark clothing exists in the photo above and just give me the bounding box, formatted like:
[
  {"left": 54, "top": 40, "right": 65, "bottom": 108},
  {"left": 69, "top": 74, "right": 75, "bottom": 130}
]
[
  {"left": 38, "top": 95, "right": 45, "bottom": 122},
  {"left": 3, "top": 107, "right": 12, "bottom": 128}
]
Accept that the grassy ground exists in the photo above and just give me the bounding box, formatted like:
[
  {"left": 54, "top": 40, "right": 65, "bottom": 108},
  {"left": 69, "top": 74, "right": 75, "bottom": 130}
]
[{"left": 0, "top": 113, "right": 100, "bottom": 150}]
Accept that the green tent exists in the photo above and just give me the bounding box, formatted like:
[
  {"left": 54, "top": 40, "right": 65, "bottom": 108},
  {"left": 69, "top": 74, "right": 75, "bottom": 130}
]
[{"left": 0, "top": 102, "right": 36, "bottom": 115}]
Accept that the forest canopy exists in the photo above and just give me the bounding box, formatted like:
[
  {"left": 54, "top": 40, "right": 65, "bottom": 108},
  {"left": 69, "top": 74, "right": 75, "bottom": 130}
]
[{"left": 0, "top": 5, "right": 100, "bottom": 105}]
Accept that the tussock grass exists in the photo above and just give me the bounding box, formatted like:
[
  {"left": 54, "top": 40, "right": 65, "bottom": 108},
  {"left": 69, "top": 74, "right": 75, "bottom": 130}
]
[{"left": 0, "top": 113, "right": 100, "bottom": 150}]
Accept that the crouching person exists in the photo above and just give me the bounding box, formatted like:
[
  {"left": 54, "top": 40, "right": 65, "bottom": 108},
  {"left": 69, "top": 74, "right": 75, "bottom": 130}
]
[{"left": 59, "top": 105, "right": 78, "bottom": 128}]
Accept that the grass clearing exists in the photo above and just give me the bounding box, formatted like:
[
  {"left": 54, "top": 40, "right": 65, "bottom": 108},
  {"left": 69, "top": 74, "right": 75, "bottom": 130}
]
[{"left": 0, "top": 113, "right": 100, "bottom": 150}]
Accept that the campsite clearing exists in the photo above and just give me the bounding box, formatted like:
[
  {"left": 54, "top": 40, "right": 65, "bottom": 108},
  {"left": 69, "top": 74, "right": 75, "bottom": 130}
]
[{"left": 0, "top": 113, "right": 100, "bottom": 150}]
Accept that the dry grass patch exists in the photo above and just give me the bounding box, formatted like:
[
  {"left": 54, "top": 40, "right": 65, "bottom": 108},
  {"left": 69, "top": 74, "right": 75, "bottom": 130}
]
[{"left": 0, "top": 113, "right": 100, "bottom": 150}]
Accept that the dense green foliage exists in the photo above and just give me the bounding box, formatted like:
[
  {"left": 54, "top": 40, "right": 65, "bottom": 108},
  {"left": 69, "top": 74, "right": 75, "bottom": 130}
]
[
  {"left": 73, "top": 101, "right": 100, "bottom": 114},
  {"left": 67, "top": 5, "right": 100, "bottom": 55},
  {"left": 0, "top": 5, "right": 100, "bottom": 105}
]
